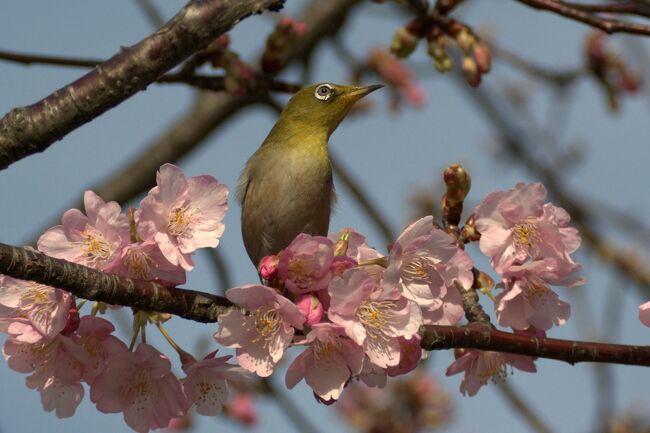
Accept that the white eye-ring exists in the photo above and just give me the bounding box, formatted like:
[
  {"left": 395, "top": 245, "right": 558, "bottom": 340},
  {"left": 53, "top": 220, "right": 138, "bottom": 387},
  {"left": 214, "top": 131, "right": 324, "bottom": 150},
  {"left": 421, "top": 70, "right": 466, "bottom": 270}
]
[{"left": 314, "top": 83, "right": 334, "bottom": 100}]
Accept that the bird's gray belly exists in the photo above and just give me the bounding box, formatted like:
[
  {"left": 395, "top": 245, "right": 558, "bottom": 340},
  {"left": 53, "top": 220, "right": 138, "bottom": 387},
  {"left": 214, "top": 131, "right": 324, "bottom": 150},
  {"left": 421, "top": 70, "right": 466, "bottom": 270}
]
[{"left": 241, "top": 162, "right": 333, "bottom": 265}]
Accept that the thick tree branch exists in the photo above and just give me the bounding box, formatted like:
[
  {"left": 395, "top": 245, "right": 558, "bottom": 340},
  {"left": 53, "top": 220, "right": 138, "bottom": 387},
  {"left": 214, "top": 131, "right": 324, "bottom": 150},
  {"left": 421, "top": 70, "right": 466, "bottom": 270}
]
[
  {"left": 421, "top": 324, "right": 650, "bottom": 367},
  {"left": 515, "top": 0, "right": 650, "bottom": 35},
  {"left": 0, "top": 242, "right": 232, "bottom": 323},
  {"left": 3, "top": 242, "right": 650, "bottom": 368},
  {"left": 0, "top": 0, "right": 285, "bottom": 170}
]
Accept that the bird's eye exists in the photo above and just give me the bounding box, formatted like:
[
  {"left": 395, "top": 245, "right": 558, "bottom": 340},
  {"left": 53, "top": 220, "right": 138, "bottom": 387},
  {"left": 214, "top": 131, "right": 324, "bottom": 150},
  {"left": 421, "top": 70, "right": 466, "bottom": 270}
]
[{"left": 314, "top": 84, "right": 333, "bottom": 100}]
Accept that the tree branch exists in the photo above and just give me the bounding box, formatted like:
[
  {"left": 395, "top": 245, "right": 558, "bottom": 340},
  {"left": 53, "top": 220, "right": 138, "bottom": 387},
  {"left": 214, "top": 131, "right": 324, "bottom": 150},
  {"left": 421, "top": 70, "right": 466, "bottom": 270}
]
[
  {"left": 0, "top": 0, "right": 285, "bottom": 170},
  {"left": 421, "top": 324, "right": 650, "bottom": 367},
  {"left": 0, "top": 242, "right": 232, "bottom": 323},
  {"left": 515, "top": 0, "right": 650, "bottom": 35}
]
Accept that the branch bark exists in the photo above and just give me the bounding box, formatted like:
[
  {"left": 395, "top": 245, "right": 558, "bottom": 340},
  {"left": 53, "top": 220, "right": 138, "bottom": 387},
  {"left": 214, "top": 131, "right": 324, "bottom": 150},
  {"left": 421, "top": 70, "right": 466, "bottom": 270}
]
[{"left": 0, "top": 0, "right": 285, "bottom": 170}]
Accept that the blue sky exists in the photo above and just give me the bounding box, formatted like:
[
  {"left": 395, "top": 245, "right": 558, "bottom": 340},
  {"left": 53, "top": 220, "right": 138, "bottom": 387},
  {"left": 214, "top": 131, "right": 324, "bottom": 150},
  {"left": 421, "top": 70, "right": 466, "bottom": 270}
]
[{"left": 2, "top": 1, "right": 650, "bottom": 433}]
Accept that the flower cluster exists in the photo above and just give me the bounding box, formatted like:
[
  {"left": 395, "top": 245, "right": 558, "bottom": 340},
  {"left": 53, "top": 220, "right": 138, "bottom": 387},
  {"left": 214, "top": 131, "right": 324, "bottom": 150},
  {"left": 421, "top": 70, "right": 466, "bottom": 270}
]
[
  {"left": 262, "top": 16, "right": 307, "bottom": 74},
  {"left": 215, "top": 217, "right": 474, "bottom": 403},
  {"left": 475, "top": 182, "right": 583, "bottom": 332},
  {"left": 1, "top": 164, "right": 249, "bottom": 433}
]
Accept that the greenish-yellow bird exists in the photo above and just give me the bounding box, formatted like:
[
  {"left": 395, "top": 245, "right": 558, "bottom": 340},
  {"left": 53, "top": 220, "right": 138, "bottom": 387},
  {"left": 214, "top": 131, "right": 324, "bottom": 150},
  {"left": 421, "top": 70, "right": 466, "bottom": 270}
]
[{"left": 237, "top": 82, "right": 382, "bottom": 267}]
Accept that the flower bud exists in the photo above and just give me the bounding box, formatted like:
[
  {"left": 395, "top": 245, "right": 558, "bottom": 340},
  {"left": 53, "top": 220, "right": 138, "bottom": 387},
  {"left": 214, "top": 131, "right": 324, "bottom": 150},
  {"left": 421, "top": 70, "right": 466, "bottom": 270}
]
[
  {"left": 296, "top": 294, "right": 324, "bottom": 326},
  {"left": 462, "top": 56, "right": 481, "bottom": 87},
  {"left": 333, "top": 232, "right": 350, "bottom": 256},
  {"left": 258, "top": 255, "right": 280, "bottom": 280},
  {"left": 390, "top": 26, "right": 420, "bottom": 58},
  {"left": 472, "top": 42, "right": 492, "bottom": 73},
  {"left": 61, "top": 305, "right": 80, "bottom": 336}
]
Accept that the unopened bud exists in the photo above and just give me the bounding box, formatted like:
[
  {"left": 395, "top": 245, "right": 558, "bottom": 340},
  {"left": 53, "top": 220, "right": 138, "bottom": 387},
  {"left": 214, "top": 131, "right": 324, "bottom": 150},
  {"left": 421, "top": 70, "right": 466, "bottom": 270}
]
[
  {"left": 472, "top": 42, "right": 492, "bottom": 73},
  {"left": 460, "top": 213, "right": 481, "bottom": 243},
  {"left": 443, "top": 164, "right": 471, "bottom": 203},
  {"left": 454, "top": 28, "right": 475, "bottom": 53},
  {"left": 258, "top": 255, "right": 280, "bottom": 280},
  {"left": 61, "top": 306, "right": 80, "bottom": 336},
  {"left": 333, "top": 232, "right": 350, "bottom": 256},
  {"left": 390, "top": 26, "right": 420, "bottom": 58},
  {"left": 462, "top": 56, "right": 481, "bottom": 87},
  {"left": 296, "top": 294, "right": 324, "bottom": 326}
]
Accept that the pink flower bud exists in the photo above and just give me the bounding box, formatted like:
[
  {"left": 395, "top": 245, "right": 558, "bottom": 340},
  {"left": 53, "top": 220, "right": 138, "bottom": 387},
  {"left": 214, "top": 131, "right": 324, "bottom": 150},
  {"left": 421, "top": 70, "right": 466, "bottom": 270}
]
[
  {"left": 296, "top": 294, "right": 324, "bottom": 326},
  {"left": 294, "top": 22, "right": 307, "bottom": 37},
  {"left": 258, "top": 255, "right": 280, "bottom": 280},
  {"left": 390, "top": 26, "right": 419, "bottom": 58},
  {"left": 330, "top": 256, "right": 357, "bottom": 277},
  {"left": 462, "top": 56, "right": 481, "bottom": 88},
  {"left": 279, "top": 16, "right": 293, "bottom": 30},
  {"left": 61, "top": 305, "right": 80, "bottom": 336},
  {"left": 472, "top": 42, "right": 492, "bottom": 74},
  {"left": 227, "top": 393, "right": 258, "bottom": 426}
]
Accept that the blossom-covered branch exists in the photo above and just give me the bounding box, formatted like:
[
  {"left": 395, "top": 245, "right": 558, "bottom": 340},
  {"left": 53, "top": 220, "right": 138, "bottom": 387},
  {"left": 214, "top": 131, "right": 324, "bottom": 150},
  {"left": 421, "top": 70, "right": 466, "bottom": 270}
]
[
  {"left": 4, "top": 238, "right": 650, "bottom": 368},
  {"left": 422, "top": 324, "right": 650, "bottom": 367},
  {"left": 0, "top": 0, "right": 285, "bottom": 170},
  {"left": 0, "top": 242, "right": 232, "bottom": 323}
]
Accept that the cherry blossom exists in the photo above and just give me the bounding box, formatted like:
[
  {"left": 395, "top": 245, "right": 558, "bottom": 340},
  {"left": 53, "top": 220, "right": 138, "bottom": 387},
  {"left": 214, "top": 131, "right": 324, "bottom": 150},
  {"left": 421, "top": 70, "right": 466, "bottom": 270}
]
[
  {"left": 474, "top": 182, "right": 581, "bottom": 274},
  {"left": 137, "top": 163, "right": 228, "bottom": 271},
  {"left": 285, "top": 323, "right": 364, "bottom": 401},
  {"left": 384, "top": 216, "right": 465, "bottom": 307},
  {"left": 446, "top": 348, "right": 537, "bottom": 396},
  {"left": 116, "top": 241, "right": 186, "bottom": 285},
  {"left": 38, "top": 190, "right": 128, "bottom": 271},
  {"left": 182, "top": 351, "right": 250, "bottom": 416},
  {"left": 278, "top": 233, "right": 335, "bottom": 294},
  {"left": 90, "top": 344, "right": 188, "bottom": 433},
  {"left": 329, "top": 268, "right": 422, "bottom": 368},
  {"left": 214, "top": 285, "right": 305, "bottom": 377}
]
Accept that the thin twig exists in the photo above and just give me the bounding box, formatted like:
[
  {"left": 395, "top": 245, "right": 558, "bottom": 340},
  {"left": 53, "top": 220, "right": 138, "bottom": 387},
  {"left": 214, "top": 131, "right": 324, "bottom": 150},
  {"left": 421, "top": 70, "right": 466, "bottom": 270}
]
[{"left": 515, "top": 0, "right": 650, "bottom": 35}]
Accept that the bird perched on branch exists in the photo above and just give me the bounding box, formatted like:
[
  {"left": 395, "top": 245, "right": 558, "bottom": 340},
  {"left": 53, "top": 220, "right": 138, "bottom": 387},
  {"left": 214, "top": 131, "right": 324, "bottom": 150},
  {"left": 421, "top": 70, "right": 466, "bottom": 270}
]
[{"left": 237, "top": 82, "right": 382, "bottom": 267}]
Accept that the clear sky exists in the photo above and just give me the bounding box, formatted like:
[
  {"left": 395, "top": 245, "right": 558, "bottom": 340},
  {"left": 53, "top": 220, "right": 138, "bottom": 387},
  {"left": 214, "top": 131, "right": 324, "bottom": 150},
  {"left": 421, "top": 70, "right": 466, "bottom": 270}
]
[{"left": 2, "top": 1, "right": 650, "bottom": 433}]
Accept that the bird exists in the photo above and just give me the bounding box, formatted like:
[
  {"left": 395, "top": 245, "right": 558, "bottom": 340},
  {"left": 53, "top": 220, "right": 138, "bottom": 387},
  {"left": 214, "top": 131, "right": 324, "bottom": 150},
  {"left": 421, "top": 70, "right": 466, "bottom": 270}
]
[{"left": 237, "top": 82, "right": 383, "bottom": 267}]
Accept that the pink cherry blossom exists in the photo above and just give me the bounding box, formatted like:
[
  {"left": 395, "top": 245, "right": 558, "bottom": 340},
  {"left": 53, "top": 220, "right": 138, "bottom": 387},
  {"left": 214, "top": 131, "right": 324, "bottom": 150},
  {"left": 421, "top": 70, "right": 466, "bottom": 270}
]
[
  {"left": 182, "top": 351, "right": 250, "bottom": 416},
  {"left": 421, "top": 284, "right": 464, "bottom": 326},
  {"left": 4, "top": 334, "right": 90, "bottom": 417},
  {"left": 329, "top": 228, "right": 383, "bottom": 262},
  {"left": 384, "top": 216, "right": 466, "bottom": 307},
  {"left": 137, "top": 163, "right": 228, "bottom": 271},
  {"left": 0, "top": 275, "right": 72, "bottom": 342},
  {"left": 258, "top": 255, "right": 280, "bottom": 280},
  {"left": 214, "top": 285, "right": 304, "bottom": 377},
  {"left": 496, "top": 260, "right": 575, "bottom": 331},
  {"left": 285, "top": 323, "right": 364, "bottom": 401},
  {"left": 474, "top": 182, "right": 581, "bottom": 274},
  {"left": 116, "top": 241, "right": 186, "bottom": 285},
  {"left": 328, "top": 268, "right": 422, "bottom": 368},
  {"left": 639, "top": 301, "right": 650, "bottom": 327},
  {"left": 278, "top": 234, "right": 334, "bottom": 294},
  {"left": 38, "top": 190, "right": 128, "bottom": 271},
  {"left": 357, "top": 356, "right": 388, "bottom": 388},
  {"left": 90, "top": 343, "right": 188, "bottom": 433},
  {"left": 446, "top": 349, "right": 537, "bottom": 396},
  {"left": 70, "top": 316, "right": 129, "bottom": 384}
]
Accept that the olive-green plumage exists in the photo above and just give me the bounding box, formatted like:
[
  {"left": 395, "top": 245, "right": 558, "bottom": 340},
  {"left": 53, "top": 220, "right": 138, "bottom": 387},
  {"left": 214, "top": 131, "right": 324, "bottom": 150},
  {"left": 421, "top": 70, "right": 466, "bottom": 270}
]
[{"left": 237, "top": 82, "right": 382, "bottom": 266}]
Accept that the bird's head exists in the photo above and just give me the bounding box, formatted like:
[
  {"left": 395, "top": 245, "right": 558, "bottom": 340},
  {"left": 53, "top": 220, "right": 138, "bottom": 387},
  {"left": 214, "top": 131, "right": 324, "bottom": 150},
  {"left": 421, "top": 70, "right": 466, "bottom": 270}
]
[{"left": 278, "top": 83, "right": 383, "bottom": 138}]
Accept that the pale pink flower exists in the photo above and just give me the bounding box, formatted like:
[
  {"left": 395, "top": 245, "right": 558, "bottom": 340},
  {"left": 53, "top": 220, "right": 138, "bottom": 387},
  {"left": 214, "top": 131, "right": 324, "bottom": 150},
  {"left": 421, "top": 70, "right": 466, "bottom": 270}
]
[
  {"left": 278, "top": 234, "right": 334, "bottom": 294},
  {"left": 496, "top": 259, "right": 576, "bottom": 331},
  {"left": 0, "top": 275, "right": 72, "bottom": 342},
  {"left": 214, "top": 285, "right": 304, "bottom": 377},
  {"left": 329, "top": 268, "right": 422, "bottom": 368},
  {"left": 475, "top": 182, "right": 581, "bottom": 274},
  {"left": 116, "top": 241, "right": 186, "bottom": 285},
  {"left": 385, "top": 335, "right": 423, "bottom": 377},
  {"left": 38, "top": 190, "right": 128, "bottom": 271},
  {"left": 446, "top": 349, "right": 536, "bottom": 396},
  {"left": 329, "top": 228, "right": 383, "bottom": 262},
  {"left": 70, "top": 316, "right": 129, "bottom": 384},
  {"left": 384, "top": 216, "right": 464, "bottom": 307},
  {"left": 137, "top": 163, "right": 228, "bottom": 271},
  {"left": 226, "top": 393, "right": 258, "bottom": 426},
  {"left": 421, "top": 284, "right": 464, "bottom": 326},
  {"left": 90, "top": 344, "right": 188, "bottom": 433},
  {"left": 4, "top": 334, "right": 89, "bottom": 417},
  {"left": 357, "top": 356, "right": 388, "bottom": 388},
  {"left": 295, "top": 294, "right": 324, "bottom": 326},
  {"left": 182, "top": 351, "right": 250, "bottom": 416},
  {"left": 286, "top": 323, "right": 364, "bottom": 401},
  {"left": 639, "top": 301, "right": 650, "bottom": 327}
]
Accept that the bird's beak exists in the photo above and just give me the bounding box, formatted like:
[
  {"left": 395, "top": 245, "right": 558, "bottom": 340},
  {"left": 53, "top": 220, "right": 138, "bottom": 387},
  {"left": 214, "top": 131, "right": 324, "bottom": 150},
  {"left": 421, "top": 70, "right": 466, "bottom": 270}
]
[{"left": 345, "top": 84, "right": 384, "bottom": 100}]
